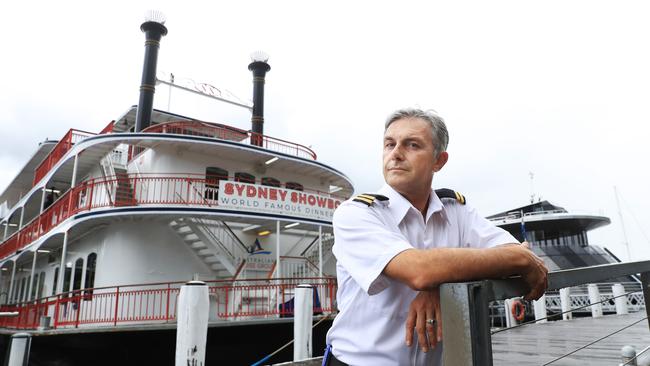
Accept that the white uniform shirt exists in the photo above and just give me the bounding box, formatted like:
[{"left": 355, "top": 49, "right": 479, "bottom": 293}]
[{"left": 326, "top": 185, "right": 517, "bottom": 366}]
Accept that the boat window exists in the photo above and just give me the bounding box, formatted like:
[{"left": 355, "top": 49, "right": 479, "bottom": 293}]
[
  {"left": 31, "top": 273, "right": 39, "bottom": 300},
  {"left": 52, "top": 267, "right": 59, "bottom": 295},
  {"left": 261, "top": 177, "right": 281, "bottom": 187},
  {"left": 72, "top": 258, "right": 84, "bottom": 293},
  {"left": 205, "top": 167, "right": 228, "bottom": 201},
  {"left": 84, "top": 253, "right": 97, "bottom": 299},
  {"left": 37, "top": 272, "right": 45, "bottom": 300},
  {"left": 19, "top": 277, "right": 26, "bottom": 303},
  {"left": 235, "top": 172, "right": 256, "bottom": 184},
  {"left": 63, "top": 264, "right": 72, "bottom": 296},
  {"left": 285, "top": 182, "right": 304, "bottom": 191}
]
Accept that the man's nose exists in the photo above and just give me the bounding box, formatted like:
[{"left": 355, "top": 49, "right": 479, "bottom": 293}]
[{"left": 389, "top": 144, "right": 405, "bottom": 160}]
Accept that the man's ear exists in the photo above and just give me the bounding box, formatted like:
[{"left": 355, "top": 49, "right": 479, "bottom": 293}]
[{"left": 433, "top": 151, "right": 448, "bottom": 173}]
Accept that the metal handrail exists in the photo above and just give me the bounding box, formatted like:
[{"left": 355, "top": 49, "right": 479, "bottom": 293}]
[{"left": 440, "top": 260, "right": 650, "bottom": 366}]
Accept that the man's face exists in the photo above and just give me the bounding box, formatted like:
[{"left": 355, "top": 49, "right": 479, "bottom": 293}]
[{"left": 383, "top": 117, "right": 448, "bottom": 195}]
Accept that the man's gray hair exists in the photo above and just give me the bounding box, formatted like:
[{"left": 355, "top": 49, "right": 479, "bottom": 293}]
[{"left": 384, "top": 108, "right": 449, "bottom": 157}]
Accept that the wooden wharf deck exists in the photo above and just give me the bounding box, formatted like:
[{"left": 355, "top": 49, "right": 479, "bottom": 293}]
[{"left": 492, "top": 311, "right": 650, "bottom": 365}]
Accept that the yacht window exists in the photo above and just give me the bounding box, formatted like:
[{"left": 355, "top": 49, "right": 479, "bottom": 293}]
[
  {"left": 285, "top": 182, "right": 304, "bottom": 191},
  {"left": 31, "top": 273, "right": 39, "bottom": 300},
  {"left": 205, "top": 167, "right": 228, "bottom": 201},
  {"left": 52, "top": 267, "right": 59, "bottom": 295},
  {"left": 261, "top": 177, "right": 281, "bottom": 187},
  {"left": 235, "top": 172, "right": 256, "bottom": 184}
]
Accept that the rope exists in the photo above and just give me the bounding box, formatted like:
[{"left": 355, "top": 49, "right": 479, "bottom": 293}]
[
  {"left": 491, "top": 289, "right": 638, "bottom": 335},
  {"left": 249, "top": 314, "right": 334, "bottom": 366},
  {"left": 541, "top": 316, "right": 648, "bottom": 365},
  {"left": 621, "top": 344, "right": 650, "bottom": 366}
]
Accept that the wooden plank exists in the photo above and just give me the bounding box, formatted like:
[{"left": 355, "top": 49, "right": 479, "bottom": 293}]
[{"left": 492, "top": 312, "right": 649, "bottom": 365}]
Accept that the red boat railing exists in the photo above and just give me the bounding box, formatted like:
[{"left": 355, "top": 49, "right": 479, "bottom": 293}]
[
  {"left": 32, "top": 120, "right": 317, "bottom": 189},
  {"left": 137, "top": 120, "right": 317, "bottom": 160},
  {"left": 0, "top": 277, "right": 337, "bottom": 330},
  {"left": 33, "top": 129, "right": 96, "bottom": 186},
  {"left": 0, "top": 173, "right": 345, "bottom": 260}
]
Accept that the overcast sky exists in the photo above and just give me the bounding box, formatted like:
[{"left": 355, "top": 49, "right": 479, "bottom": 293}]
[{"left": 0, "top": 1, "right": 648, "bottom": 261}]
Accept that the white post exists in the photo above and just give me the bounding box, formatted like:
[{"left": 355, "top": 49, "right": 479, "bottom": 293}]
[
  {"left": 588, "top": 284, "right": 603, "bottom": 318},
  {"left": 71, "top": 155, "right": 79, "bottom": 188},
  {"left": 56, "top": 232, "right": 68, "bottom": 295},
  {"left": 533, "top": 294, "right": 547, "bottom": 323},
  {"left": 560, "top": 287, "right": 572, "bottom": 320},
  {"left": 612, "top": 283, "right": 628, "bottom": 315},
  {"left": 318, "top": 226, "right": 323, "bottom": 278},
  {"left": 27, "top": 252, "right": 37, "bottom": 301},
  {"left": 276, "top": 221, "right": 281, "bottom": 279},
  {"left": 294, "top": 284, "right": 313, "bottom": 361},
  {"left": 3, "top": 221, "right": 8, "bottom": 241},
  {"left": 175, "top": 280, "right": 209, "bottom": 366},
  {"left": 39, "top": 188, "right": 47, "bottom": 213},
  {"left": 7, "top": 262, "right": 16, "bottom": 304},
  {"left": 503, "top": 298, "right": 516, "bottom": 327},
  {"left": 18, "top": 208, "right": 24, "bottom": 230},
  {"left": 6, "top": 333, "right": 31, "bottom": 366}
]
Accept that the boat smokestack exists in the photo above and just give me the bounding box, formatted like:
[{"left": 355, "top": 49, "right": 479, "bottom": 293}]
[
  {"left": 135, "top": 11, "right": 168, "bottom": 133},
  {"left": 248, "top": 51, "right": 271, "bottom": 146}
]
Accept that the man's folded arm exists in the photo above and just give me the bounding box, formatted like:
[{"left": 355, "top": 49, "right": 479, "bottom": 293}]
[{"left": 383, "top": 244, "right": 548, "bottom": 300}]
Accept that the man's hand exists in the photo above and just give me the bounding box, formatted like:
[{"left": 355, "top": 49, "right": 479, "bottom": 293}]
[
  {"left": 514, "top": 242, "right": 548, "bottom": 301},
  {"left": 405, "top": 288, "right": 442, "bottom": 353}
]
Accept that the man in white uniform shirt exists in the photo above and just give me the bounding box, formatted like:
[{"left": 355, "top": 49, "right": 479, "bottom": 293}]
[{"left": 325, "top": 108, "right": 548, "bottom": 365}]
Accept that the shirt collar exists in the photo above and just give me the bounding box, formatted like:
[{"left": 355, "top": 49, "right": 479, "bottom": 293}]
[{"left": 378, "top": 184, "right": 450, "bottom": 225}]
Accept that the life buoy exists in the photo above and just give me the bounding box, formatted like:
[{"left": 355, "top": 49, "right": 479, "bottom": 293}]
[{"left": 510, "top": 299, "right": 525, "bottom": 322}]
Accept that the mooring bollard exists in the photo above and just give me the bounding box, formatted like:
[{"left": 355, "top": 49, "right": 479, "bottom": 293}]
[
  {"left": 294, "top": 284, "right": 313, "bottom": 361},
  {"left": 533, "top": 294, "right": 547, "bottom": 323},
  {"left": 621, "top": 345, "right": 637, "bottom": 366},
  {"left": 6, "top": 332, "right": 31, "bottom": 366},
  {"left": 587, "top": 284, "right": 603, "bottom": 318},
  {"left": 176, "top": 280, "right": 209, "bottom": 366},
  {"left": 612, "top": 283, "right": 629, "bottom": 315},
  {"left": 559, "top": 287, "right": 572, "bottom": 320}
]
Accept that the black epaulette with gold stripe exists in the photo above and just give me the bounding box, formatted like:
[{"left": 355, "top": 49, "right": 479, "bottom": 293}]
[
  {"left": 435, "top": 188, "right": 466, "bottom": 205},
  {"left": 352, "top": 193, "right": 389, "bottom": 207}
]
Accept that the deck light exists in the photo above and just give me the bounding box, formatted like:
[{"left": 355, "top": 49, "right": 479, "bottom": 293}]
[
  {"left": 242, "top": 224, "right": 261, "bottom": 232},
  {"left": 250, "top": 51, "right": 270, "bottom": 63},
  {"left": 284, "top": 222, "right": 299, "bottom": 229},
  {"left": 265, "top": 157, "right": 279, "bottom": 165},
  {"left": 37, "top": 250, "right": 50, "bottom": 253},
  {"left": 7, "top": 223, "right": 17, "bottom": 227},
  {"left": 257, "top": 230, "right": 271, "bottom": 236}
]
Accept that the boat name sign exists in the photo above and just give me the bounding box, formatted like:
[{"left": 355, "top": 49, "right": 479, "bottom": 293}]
[{"left": 218, "top": 181, "right": 342, "bottom": 221}]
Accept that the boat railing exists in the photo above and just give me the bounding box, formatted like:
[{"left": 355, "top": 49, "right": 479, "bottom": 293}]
[
  {"left": 0, "top": 276, "right": 337, "bottom": 330},
  {"left": 440, "top": 260, "right": 650, "bottom": 365},
  {"left": 0, "top": 173, "right": 346, "bottom": 261},
  {"left": 32, "top": 129, "right": 96, "bottom": 186},
  {"left": 133, "top": 120, "right": 317, "bottom": 161}
]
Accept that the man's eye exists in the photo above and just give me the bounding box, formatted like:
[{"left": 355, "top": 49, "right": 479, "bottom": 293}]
[
  {"left": 409, "top": 143, "right": 419, "bottom": 148},
  {"left": 385, "top": 142, "right": 395, "bottom": 148}
]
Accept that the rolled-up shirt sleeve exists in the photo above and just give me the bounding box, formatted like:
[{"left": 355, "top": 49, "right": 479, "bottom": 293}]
[{"left": 332, "top": 202, "right": 413, "bottom": 295}]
